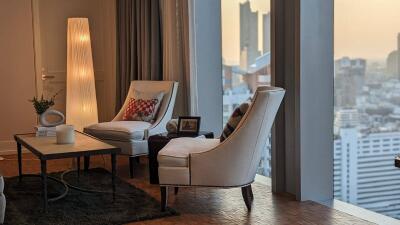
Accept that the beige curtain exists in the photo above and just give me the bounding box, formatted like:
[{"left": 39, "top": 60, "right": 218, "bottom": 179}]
[
  {"left": 160, "top": 0, "right": 191, "bottom": 117},
  {"left": 116, "top": 0, "right": 163, "bottom": 111}
]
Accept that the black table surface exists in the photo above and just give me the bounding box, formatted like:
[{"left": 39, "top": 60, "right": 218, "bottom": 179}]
[{"left": 148, "top": 131, "right": 214, "bottom": 184}]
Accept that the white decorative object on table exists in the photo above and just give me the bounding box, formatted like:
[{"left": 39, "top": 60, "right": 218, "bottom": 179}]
[
  {"left": 39, "top": 109, "right": 65, "bottom": 127},
  {"left": 35, "top": 126, "right": 56, "bottom": 137},
  {"left": 56, "top": 125, "right": 75, "bottom": 144},
  {"left": 166, "top": 119, "right": 178, "bottom": 134}
]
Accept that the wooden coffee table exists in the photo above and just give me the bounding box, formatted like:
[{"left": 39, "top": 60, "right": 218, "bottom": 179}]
[{"left": 14, "top": 131, "right": 121, "bottom": 212}]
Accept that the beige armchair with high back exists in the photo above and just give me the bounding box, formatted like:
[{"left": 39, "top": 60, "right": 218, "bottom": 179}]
[
  {"left": 84, "top": 81, "right": 178, "bottom": 178},
  {"left": 157, "top": 86, "right": 285, "bottom": 211}
]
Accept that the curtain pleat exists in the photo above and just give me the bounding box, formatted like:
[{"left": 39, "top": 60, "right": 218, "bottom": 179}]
[
  {"left": 160, "top": 0, "right": 190, "bottom": 116},
  {"left": 116, "top": 0, "right": 163, "bottom": 110},
  {"left": 116, "top": 0, "right": 190, "bottom": 117}
]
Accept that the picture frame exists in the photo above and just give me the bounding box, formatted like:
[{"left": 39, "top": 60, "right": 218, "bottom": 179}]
[{"left": 177, "top": 116, "right": 201, "bottom": 136}]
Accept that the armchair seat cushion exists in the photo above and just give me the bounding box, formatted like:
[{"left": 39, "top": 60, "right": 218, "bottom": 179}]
[
  {"left": 84, "top": 121, "right": 152, "bottom": 142},
  {"left": 158, "top": 138, "right": 220, "bottom": 167}
]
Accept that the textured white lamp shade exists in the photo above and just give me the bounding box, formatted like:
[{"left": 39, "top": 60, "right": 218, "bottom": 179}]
[{"left": 66, "top": 18, "right": 98, "bottom": 131}]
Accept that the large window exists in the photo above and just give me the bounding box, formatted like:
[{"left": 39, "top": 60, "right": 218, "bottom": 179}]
[
  {"left": 334, "top": 0, "right": 400, "bottom": 219},
  {"left": 221, "top": 0, "right": 271, "bottom": 176}
]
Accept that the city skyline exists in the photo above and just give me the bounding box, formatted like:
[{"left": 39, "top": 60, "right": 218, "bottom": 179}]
[
  {"left": 222, "top": 0, "right": 270, "bottom": 65},
  {"left": 222, "top": 0, "right": 400, "bottom": 64},
  {"left": 221, "top": 0, "right": 400, "bottom": 219}
]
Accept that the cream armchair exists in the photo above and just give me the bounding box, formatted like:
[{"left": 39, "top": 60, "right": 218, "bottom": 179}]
[
  {"left": 157, "top": 86, "right": 284, "bottom": 211},
  {"left": 84, "top": 81, "right": 178, "bottom": 178}
]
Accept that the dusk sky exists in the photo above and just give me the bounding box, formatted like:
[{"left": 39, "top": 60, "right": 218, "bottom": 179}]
[
  {"left": 222, "top": 0, "right": 400, "bottom": 65},
  {"left": 335, "top": 0, "right": 400, "bottom": 61}
]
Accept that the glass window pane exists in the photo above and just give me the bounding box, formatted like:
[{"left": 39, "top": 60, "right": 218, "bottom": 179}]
[
  {"left": 335, "top": 0, "right": 400, "bottom": 219},
  {"left": 221, "top": 0, "right": 271, "bottom": 177}
]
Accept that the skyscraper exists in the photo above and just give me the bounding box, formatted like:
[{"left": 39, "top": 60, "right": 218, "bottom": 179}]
[
  {"left": 240, "top": 1, "right": 260, "bottom": 70},
  {"left": 385, "top": 33, "right": 400, "bottom": 78},
  {"left": 334, "top": 130, "right": 400, "bottom": 219},
  {"left": 397, "top": 33, "right": 400, "bottom": 79},
  {"left": 386, "top": 50, "right": 398, "bottom": 76},
  {"left": 335, "top": 57, "right": 366, "bottom": 108},
  {"left": 263, "top": 12, "right": 271, "bottom": 54}
]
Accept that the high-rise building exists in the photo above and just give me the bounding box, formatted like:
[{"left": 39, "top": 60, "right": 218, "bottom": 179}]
[
  {"left": 335, "top": 109, "right": 359, "bottom": 129},
  {"left": 335, "top": 127, "right": 358, "bottom": 204},
  {"left": 334, "top": 130, "right": 400, "bottom": 219},
  {"left": 240, "top": 1, "right": 260, "bottom": 70},
  {"left": 386, "top": 50, "right": 398, "bottom": 76},
  {"left": 386, "top": 33, "right": 400, "bottom": 78},
  {"left": 335, "top": 57, "right": 366, "bottom": 108},
  {"left": 263, "top": 12, "right": 271, "bottom": 54},
  {"left": 397, "top": 33, "right": 400, "bottom": 79},
  {"left": 222, "top": 65, "right": 233, "bottom": 90}
]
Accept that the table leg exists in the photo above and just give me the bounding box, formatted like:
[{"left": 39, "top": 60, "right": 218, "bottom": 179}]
[
  {"left": 111, "top": 153, "right": 116, "bottom": 201},
  {"left": 17, "top": 142, "right": 22, "bottom": 182},
  {"left": 41, "top": 159, "right": 48, "bottom": 213},
  {"left": 84, "top": 156, "right": 90, "bottom": 172},
  {"left": 77, "top": 157, "right": 81, "bottom": 180}
]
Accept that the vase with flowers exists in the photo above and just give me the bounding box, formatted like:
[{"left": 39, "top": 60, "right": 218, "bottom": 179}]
[{"left": 29, "top": 91, "right": 65, "bottom": 129}]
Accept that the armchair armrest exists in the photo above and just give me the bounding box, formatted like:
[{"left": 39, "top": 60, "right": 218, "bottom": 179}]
[{"left": 148, "top": 120, "right": 168, "bottom": 137}]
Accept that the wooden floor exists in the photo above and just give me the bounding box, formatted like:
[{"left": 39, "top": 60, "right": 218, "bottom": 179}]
[{"left": 0, "top": 153, "right": 374, "bottom": 225}]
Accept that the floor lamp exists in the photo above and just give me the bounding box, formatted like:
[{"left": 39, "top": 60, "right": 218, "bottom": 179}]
[{"left": 66, "top": 18, "right": 98, "bottom": 132}]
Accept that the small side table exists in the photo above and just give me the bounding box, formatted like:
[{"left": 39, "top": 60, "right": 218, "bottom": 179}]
[{"left": 148, "top": 131, "right": 214, "bottom": 184}]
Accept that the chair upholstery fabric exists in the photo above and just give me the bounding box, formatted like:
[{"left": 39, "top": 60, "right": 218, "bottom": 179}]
[
  {"left": 158, "top": 138, "right": 220, "bottom": 167},
  {"left": 158, "top": 86, "right": 285, "bottom": 187},
  {"left": 0, "top": 176, "right": 5, "bottom": 224},
  {"left": 84, "top": 81, "right": 178, "bottom": 157},
  {"left": 84, "top": 121, "right": 152, "bottom": 141}
]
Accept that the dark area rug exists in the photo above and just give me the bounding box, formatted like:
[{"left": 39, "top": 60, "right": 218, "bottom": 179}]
[{"left": 3, "top": 168, "right": 178, "bottom": 225}]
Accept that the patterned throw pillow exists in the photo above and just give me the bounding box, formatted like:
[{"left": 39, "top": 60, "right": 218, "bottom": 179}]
[
  {"left": 220, "top": 102, "right": 250, "bottom": 142},
  {"left": 122, "top": 98, "right": 160, "bottom": 122}
]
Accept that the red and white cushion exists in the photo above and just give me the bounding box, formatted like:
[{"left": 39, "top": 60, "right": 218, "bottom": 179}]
[{"left": 122, "top": 98, "right": 160, "bottom": 122}]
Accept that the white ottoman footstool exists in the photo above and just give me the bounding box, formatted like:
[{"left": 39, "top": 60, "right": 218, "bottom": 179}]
[{"left": 0, "top": 176, "right": 5, "bottom": 224}]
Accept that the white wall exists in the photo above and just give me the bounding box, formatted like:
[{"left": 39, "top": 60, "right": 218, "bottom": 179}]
[
  {"left": 0, "top": 0, "right": 37, "bottom": 154},
  {"left": 33, "top": 0, "right": 117, "bottom": 123},
  {"left": 0, "top": 0, "right": 116, "bottom": 154}
]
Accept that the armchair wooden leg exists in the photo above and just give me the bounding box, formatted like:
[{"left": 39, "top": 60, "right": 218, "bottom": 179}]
[
  {"left": 135, "top": 156, "right": 140, "bottom": 164},
  {"left": 160, "top": 186, "right": 168, "bottom": 212},
  {"left": 241, "top": 185, "right": 253, "bottom": 211},
  {"left": 84, "top": 156, "right": 90, "bottom": 172},
  {"left": 129, "top": 157, "right": 134, "bottom": 178},
  {"left": 249, "top": 185, "right": 254, "bottom": 200},
  {"left": 174, "top": 187, "right": 179, "bottom": 195}
]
